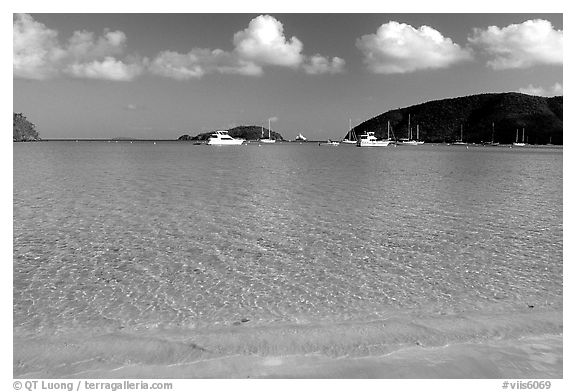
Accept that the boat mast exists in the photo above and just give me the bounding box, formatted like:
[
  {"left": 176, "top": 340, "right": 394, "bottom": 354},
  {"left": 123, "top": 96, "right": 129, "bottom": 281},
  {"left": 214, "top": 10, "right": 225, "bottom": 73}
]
[
  {"left": 387, "top": 120, "right": 390, "bottom": 140},
  {"left": 408, "top": 114, "right": 411, "bottom": 140},
  {"left": 522, "top": 128, "right": 525, "bottom": 143},
  {"left": 491, "top": 122, "right": 495, "bottom": 143},
  {"left": 460, "top": 124, "right": 463, "bottom": 142},
  {"left": 349, "top": 118, "right": 352, "bottom": 139},
  {"left": 268, "top": 118, "right": 271, "bottom": 139},
  {"left": 515, "top": 129, "right": 519, "bottom": 143},
  {"left": 416, "top": 124, "right": 420, "bottom": 141}
]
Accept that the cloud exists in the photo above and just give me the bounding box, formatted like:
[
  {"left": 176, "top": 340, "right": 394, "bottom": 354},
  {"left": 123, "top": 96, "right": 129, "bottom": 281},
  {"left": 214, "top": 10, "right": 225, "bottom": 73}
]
[
  {"left": 233, "top": 15, "right": 304, "bottom": 67},
  {"left": 356, "top": 21, "right": 472, "bottom": 74},
  {"left": 149, "top": 49, "right": 262, "bottom": 80},
  {"left": 66, "top": 30, "right": 126, "bottom": 60},
  {"left": 150, "top": 15, "right": 344, "bottom": 79},
  {"left": 519, "top": 83, "right": 563, "bottom": 97},
  {"left": 13, "top": 13, "right": 143, "bottom": 81},
  {"left": 15, "top": 14, "right": 344, "bottom": 81},
  {"left": 303, "top": 55, "right": 345, "bottom": 75},
  {"left": 468, "top": 19, "right": 562, "bottom": 69},
  {"left": 13, "top": 13, "right": 66, "bottom": 79},
  {"left": 66, "top": 57, "right": 144, "bottom": 81}
]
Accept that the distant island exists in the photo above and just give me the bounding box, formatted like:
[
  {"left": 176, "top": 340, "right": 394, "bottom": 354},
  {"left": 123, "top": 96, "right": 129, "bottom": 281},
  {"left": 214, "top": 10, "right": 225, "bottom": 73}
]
[
  {"left": 179, "top": 125, "right": 284, "bottom": 142},
  {"left": 351, "top": 93, "right": 562, "bottom": 145},
  {"left": 13, "top": 113, "right": 40, "bottom": 142}
]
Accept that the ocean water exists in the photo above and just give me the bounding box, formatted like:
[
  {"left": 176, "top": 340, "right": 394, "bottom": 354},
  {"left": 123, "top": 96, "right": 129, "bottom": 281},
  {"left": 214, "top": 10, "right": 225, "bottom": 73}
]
[{"left": 13, "top": 141, "right": 563, "bottom": 377}]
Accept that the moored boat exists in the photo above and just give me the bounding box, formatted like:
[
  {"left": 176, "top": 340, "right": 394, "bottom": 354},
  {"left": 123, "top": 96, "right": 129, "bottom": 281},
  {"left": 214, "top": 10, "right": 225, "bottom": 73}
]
[
  {"left": 341, "top": 119, "right": 358, "bottom": 144},
  {"left": 259, "top": 120, "right": 276, "bottom": 144},
  {"left": 206, "top": 130, "right": 245, "bottom": 145},
  {"left": 453, "top": 124, "right": 467, "bottom": 145},
  {"left": 319, "top": 139, "right": 340, "bottom": 146},
  {"left": 398, "top": 115, "right": 424, "bottom": 145},
  {"left": 356, "top": 131, "right": 390, "bottom": 147},
  {"left": 513, "top": 128, "right": 526, "bottom": 147}
]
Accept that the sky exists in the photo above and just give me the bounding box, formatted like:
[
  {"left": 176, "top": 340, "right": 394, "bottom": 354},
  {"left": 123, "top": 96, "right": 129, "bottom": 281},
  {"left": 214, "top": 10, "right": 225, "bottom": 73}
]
[{"left": 13, "top": 12, "right": 563, "bottom": 140}]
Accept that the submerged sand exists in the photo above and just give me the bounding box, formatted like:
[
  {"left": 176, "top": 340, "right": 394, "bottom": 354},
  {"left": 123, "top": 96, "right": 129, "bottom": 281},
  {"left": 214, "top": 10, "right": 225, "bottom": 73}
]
[{"left": 14, "top": 308, "right": 562, "bottom": 378}]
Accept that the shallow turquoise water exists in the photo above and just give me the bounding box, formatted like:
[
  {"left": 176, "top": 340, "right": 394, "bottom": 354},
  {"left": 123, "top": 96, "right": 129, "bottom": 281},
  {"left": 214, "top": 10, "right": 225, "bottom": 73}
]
[{"left": 13, "top": 142, "right": 562, "bottom": 335}]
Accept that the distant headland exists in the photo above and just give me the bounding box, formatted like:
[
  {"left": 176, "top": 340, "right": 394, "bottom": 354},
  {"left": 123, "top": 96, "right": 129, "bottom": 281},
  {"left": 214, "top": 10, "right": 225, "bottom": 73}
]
[
  {"left": 13, "top": 113, "right": 40, "bottom": 142},
  {"left": 179, "top": 125, "right": 285, "bottom": 142},
  {"left": 352, "top": 92, "right": 562, "bottom": 145}
]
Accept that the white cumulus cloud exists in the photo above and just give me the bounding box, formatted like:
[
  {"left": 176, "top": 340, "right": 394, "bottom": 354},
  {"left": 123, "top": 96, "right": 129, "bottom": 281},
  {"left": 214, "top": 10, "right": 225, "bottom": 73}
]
[
  {"left": 66, "top": 57, "right": 144, "bottom": 81},
  {"left": 468, "top": 19, "right": 562, "bottom": 69},
  {"left": 149, "top": 49, "right": 262, "bottom": 80},
  {"left": 14, "top": 13, "right": 144, "bottom": 81},
  {"left": 66, "top": 30, "right": 127, "bottom": 61},
  {"left": 13, "top": 13, "right": 66, "bottom": 79},
  {"left": 233, "top": 15, "right": 304, "bottom": 67},
  {"left": 303, "top": 55, "right": 345, "bottom": 75},
  {"left": 15, "top": 14, "right": 345, "bottom": 81},
  {"left": 519, "top": 83, "right": 563, "bottom": 97},
  {"left": 150, "top": 15, "right": 344, "bottom": 79},
  {"left": 356, "top": 21, "right": 472, "bottom": 74}
]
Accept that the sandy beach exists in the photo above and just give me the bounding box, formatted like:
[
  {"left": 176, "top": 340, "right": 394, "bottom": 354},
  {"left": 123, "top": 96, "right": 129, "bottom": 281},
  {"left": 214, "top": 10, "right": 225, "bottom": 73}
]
[{"left": 14, "top": 308, "right": 562, "bottom": 378}]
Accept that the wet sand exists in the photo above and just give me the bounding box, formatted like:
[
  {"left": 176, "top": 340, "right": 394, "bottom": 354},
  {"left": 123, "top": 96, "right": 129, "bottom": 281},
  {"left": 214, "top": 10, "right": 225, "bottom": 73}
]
[{"left": 14, "top": 308, "right": 562, "bottom": 378}]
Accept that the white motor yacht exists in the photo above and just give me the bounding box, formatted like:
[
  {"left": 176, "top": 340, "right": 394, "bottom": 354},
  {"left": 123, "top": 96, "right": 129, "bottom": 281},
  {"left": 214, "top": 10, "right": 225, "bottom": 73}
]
[
  {"left": 356, "top": 132, "right": 390, "bottom": 147},
  {"left": 206, "top": 131, "right": 245, "bottom": 145}
]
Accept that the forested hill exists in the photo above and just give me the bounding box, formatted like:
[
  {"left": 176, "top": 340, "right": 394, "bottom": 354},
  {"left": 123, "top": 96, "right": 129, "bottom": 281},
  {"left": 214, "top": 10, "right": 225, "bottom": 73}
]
[
  {"left": 179, "top": 125, "right": 284, "bottom": 141},
  {"left": 351, "top": 93, "right": 563, "bottom": 144},
  {"left": 13, "top": 113, "right": 40, "bottom": 142}
]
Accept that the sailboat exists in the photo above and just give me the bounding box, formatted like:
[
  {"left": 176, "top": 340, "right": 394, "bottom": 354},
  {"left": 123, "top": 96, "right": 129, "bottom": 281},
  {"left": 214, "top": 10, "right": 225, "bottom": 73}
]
[
  {"left": 398, "top": 114, "right": 412, "bottom": 144},
  {"left": 453, "top": 124, "right": 467, "bottom": 145},
  {"left": 260, "top": 119, "right": 276, "bottom": 144},
  {"left": 513, "top": 128, "right": 526, "bottom": 146},
  {"left": 295, "top": 133, "right": 307, "bottom": 141},
  {"left": 398, "top": 114, "right": 424, "bottom": 145},
  {"left": 485, "top": 122, "right": 499, "bottom": 146},
  {"left": 413, "top": 124, "right": 425, "bottom": 145},
  {"left": 385, "top": 121, "right": 401, "bottom": 145},
  {"left": 341, "top": 119, "right": 358, "bottom": 144},
  {"left": 384, "top": 121, "right": 394, "bottom": 144}
]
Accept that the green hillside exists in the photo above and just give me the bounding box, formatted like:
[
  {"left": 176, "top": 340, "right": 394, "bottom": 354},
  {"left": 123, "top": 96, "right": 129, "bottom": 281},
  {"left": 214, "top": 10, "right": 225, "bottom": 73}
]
[
  {"left": 13, "top": 113, "right": 40, "bottom": 142},
  {"left": 351, "top": 93, "right": 563, "bottom": 144}
]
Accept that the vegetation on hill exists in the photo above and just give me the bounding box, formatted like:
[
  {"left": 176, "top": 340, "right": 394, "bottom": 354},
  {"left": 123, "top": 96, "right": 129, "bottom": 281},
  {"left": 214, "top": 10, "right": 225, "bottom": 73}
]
[
  {"left": 13, "top": 113, "right": 40, "bottom": 142},
  {"left": 179, "top": 125, "right": 284, "bottom": 141},
  {"left": 351, "top": 93, "right": 563, "bottom": 144}
]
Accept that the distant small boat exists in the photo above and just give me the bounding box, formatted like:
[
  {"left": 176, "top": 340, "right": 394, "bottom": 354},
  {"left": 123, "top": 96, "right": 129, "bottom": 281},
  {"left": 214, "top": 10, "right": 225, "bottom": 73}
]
[
  {"left": 484, "top": 122, "right": 500, "bottom": 146},
  {"left": 453, "top": 124, "right": 467, "bottom": 145},
  {"left": 207, "top": 130, "right": 245, "bottom": 145},
  {"left": 319, "top": 139, "right": 340, "bottom": 146},
  {"left": 383, "top": 120, "right": 398, "bottom": 145},
  {"left": 357, "top": 131, "right": 390, "bottom": 147},
  {"left": 341, "top": 119, "right": 358, "bottom": 144},
  {"left": 259, "top": 120, "right": 276, "bottom": 144},
  {"left": 295, "top": 133, "right": 307, "bottom": 141},
  {"left": 398, "top": 115, "right": 424, "bottom": 145},
  {"left": 513, "top": 128, "right": 526, "bottom": 147}
]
